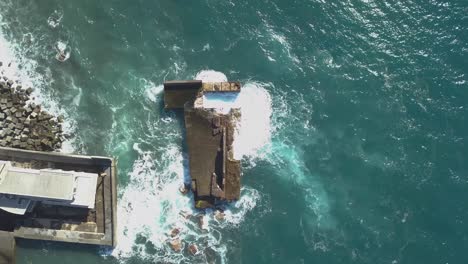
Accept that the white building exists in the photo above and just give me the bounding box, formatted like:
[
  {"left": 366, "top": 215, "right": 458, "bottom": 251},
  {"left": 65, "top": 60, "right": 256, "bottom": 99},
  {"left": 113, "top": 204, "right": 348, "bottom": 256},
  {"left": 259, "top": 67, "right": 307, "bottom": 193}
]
[{"left": 0, "top": 160, "right": 98, "bottom": 215}]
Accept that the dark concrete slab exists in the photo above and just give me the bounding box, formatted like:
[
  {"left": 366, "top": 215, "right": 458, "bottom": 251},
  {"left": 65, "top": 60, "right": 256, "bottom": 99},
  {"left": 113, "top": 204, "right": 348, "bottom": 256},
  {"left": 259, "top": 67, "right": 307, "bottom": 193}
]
[
  {"left": 164, "top": 81, "right": 202, "bottom": 109},
  {"left": 184, "top": 107, "right": 222, "bottom": 199}
]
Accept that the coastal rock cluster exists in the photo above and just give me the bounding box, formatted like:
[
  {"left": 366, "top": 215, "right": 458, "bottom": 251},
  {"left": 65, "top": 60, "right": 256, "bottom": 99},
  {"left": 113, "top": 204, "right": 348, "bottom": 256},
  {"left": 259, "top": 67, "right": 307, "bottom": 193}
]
[
  {"left": 167, "top": 210, "right": 225, "bottom": 255},
  {"left": 0, "top": 73, "right": 64, "bottom": 151}
]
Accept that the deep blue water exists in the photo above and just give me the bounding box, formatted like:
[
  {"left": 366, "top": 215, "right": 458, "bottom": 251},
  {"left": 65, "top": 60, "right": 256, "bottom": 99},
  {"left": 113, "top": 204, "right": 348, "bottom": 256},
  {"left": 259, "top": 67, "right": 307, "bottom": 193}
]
[{"left": 0, "top": 0, "right": 467, "bottom": 263}]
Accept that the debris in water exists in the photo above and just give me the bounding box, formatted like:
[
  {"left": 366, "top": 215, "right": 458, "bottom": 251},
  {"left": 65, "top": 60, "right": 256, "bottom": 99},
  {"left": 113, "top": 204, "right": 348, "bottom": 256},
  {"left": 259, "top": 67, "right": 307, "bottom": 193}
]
[
  {"left": 170, "top": 227, "right": 180, "bottom": 238},
  {"left": 214, "top": 210, "right": 225, "bottom": 222},
  {"left": 188, "top": 244, "right": 199, "bottom": 255},
  {"left": 168, "top": 238, "right": 182, "bottom": 252},
  {"left": 55, "top": 41, "right": 70, "bottom": 62}
]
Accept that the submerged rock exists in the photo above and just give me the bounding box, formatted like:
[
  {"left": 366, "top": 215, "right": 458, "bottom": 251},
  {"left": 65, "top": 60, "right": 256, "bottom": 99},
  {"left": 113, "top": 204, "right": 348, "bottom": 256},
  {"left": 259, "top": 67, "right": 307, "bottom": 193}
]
[
  {"left": 179, "top": 184, "right": 189, "bottom": 195},
  {"left": 197, "top": 214, "right": 208, "bottom": 230},
  {"left": 55, "top": 41, "right": 70, "bottom": 62},
  {"left": 214, "top": 210, "right": 225, "bottom": 222},
  {"left": 168, "top": 238, "right": 182, "bottom": 252},
  {"left": 170, "top": 227, "right": 180, "bottom": 238},
  {"left": 188, "top": 244, "right": 199, "bottom": 255}
]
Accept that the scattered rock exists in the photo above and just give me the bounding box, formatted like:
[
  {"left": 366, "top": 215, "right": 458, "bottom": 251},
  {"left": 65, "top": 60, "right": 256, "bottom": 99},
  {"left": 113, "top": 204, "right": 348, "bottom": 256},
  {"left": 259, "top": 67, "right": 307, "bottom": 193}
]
[
  {"left": 197, "top": 214, "right": 207, "bottom": 230},
  {"left": 188, "top": 244, "right": 199, "bottom": 255},
  {"left": 179, "top": 184, "right": 189, "bottom": 195},
  {"left": 214, "top": 210, "right": 225, "bottom": 222},
  {"left": 170, "top": 227, "right": 180, "bottom": 238},
  {"left": 169, "top": 238, "right": 182, "bottom": 252}
]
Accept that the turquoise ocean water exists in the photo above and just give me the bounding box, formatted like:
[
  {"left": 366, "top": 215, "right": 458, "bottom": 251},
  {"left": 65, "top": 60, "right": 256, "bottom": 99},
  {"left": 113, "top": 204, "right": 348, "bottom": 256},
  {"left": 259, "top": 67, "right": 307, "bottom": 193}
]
[{"left": 0, "top": 0, "right": 467, "bottom": 263}]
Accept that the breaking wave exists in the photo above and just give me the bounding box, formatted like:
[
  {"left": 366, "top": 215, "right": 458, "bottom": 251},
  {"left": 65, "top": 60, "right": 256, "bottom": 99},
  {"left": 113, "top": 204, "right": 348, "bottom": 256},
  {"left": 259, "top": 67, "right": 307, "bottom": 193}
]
[
  {"left": 109, "top": 70, "right": 271, "bottom": 262},
  {"left": 195, "top": 70, "right": 273, "bottom": 160},
  {"left": 109, "top": 142, "right": 262, "bottom": 263},
  {"left": 195, "top": 70, "right": 228, "bottom": 82}
]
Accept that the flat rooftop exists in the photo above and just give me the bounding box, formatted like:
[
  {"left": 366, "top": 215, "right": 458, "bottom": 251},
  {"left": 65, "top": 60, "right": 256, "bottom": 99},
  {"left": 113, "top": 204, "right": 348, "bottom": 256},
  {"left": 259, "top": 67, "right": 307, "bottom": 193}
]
[
  {"left": 0, "top": 161, "right": 75, "bottom": 201},
  {"left": 0, "top": 147, "right": 117, "bottom": 249}
]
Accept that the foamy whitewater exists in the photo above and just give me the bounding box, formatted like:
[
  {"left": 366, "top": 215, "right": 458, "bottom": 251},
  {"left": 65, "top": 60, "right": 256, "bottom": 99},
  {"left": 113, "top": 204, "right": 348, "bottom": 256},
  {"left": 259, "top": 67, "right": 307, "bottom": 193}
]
[
  {"left": 110, "top": 70, "right": 273, "bottom": 262},
  {"left": 3, "top": 1, "right": 466, "bottom": 263},
  {"left": 196, "top": 71, "right": 273, "bottom": 160}
]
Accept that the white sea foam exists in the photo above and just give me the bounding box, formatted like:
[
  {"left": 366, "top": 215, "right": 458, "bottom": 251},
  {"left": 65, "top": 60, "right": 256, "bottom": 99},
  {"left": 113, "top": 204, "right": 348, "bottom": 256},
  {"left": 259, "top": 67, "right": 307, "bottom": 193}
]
[
  {"left": 231, "top": 82, "right": 272, "bottom": 160},
  {"left": 201, "top": 84, "right": 273, "bottom": 160},
  {"left": 222, "top": 187, "right": 261, "bottom": 225},
  {"left": 111, "top": 151, "right": 261, "bottom": 262},
  {"left": 55, "top": 40, "right": 71, "bottom": 62},
  {"left": 111, "top": 143, "right": 194, "bottom": 261},
  {"left": 195, "top": 70, "right": 228, "bottom": 82},
  {"left": 195, "top": 70, "right": 273, "bottom": 160},
  {"left": 109, "top": 141, "right": 250, "bottom": 263},
  {"left": 145, "top": 84, "right": 164, "bottom": 103},
  {"left": 111, "top": 70, "right": 270, "bottom": 262},
  {"left": 47, "top": 10, "right": 63, "bottom": 29}
]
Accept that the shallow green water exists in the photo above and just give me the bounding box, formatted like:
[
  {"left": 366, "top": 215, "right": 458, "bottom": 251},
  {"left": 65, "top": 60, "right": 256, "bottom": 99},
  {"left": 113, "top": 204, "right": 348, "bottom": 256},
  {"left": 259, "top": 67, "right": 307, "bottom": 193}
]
[{"left": 0, "top": 0, "right": 467, "bottom": 263}]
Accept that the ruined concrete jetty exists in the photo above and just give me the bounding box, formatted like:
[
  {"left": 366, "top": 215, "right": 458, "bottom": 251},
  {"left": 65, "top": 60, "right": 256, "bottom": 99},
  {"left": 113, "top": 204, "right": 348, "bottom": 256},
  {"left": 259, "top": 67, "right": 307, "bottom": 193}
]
[
  {"left": 0, "top": 147, "right": 117, "bottom": 263},
  {"left": 164, "top": 80, "right": 241, "bottom": 208}
]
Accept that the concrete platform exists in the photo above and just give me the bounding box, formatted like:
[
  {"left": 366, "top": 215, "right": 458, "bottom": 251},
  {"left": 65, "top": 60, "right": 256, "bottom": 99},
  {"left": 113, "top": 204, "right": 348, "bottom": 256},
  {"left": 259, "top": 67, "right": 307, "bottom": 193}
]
[
  {"left": 0, "top": 146, "right": 117, "bottom": 260},
  {"left": 165, "top": 80, "right": 242, "bottom": 208}
]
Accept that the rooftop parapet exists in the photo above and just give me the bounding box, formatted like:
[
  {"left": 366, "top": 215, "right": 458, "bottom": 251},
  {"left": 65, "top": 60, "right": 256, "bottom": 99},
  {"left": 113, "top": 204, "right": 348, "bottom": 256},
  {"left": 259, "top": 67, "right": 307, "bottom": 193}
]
[{"left": 0, "top": 160, "right": 98, "bottom": 215}]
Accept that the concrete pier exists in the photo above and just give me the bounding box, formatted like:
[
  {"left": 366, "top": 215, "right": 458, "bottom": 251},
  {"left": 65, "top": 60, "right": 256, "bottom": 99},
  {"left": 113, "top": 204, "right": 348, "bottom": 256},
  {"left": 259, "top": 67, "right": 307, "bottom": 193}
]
[{"left": 165, "top": 80, "right": 241, "bottom": 208}]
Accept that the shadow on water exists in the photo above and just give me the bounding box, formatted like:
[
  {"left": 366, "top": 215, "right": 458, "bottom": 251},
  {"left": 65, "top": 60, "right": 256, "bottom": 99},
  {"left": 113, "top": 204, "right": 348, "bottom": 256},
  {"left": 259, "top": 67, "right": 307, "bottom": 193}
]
[{"left": 16, "top": 239, "right": 115, "bottom": 264}]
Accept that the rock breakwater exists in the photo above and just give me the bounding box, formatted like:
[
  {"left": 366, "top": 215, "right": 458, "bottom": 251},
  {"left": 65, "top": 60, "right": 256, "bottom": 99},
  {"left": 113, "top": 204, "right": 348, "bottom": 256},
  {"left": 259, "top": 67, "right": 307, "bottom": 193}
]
[{"left": 0, "top": 69, "right": 64, "bottom": 151}]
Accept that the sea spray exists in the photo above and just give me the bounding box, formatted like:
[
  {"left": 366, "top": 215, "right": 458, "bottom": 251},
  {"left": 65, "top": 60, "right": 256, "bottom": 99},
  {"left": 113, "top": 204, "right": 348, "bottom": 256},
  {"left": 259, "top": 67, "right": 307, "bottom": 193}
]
[
  {"left": 111, "top": 143, "right": 194, "bottom": 261},
  {"left": 145, "top": 84, "right": 164, "bottom": 103},
  {"left": 195, "top": 70, "right": 228, "bottom": 82},
  {"left": 231, "top": 82, "right": 272, "bottom": 160},
  {"left": 110, "top": 142, "right": 233, "bottom": 263},
  {"left": 111, "top": 70, "right": 273, "bottom": 262},
  {"left": 195, "top": 70, "right": 273, "bottom": 160},
  {"left": 201, "top": 84, "right": 273, "bottom": 160}
]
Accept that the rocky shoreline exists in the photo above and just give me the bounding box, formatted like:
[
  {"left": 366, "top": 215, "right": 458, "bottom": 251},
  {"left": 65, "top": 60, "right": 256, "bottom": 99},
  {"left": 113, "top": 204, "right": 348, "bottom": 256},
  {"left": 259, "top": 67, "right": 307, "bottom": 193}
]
[{"left": 0, "top": 67, "right": 64, "bottom": 151}]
